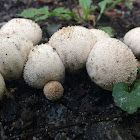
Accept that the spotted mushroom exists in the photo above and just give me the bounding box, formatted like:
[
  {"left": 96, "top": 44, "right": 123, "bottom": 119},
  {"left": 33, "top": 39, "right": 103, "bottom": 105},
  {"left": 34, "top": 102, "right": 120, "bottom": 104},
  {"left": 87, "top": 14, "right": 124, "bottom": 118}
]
[
  {"left": 123, "top": 27, "right": 140, "bottom": 59},
  {"left": 0, "top": 18, "right": 42, "bottom": 45},
  {"left": 123, "top": 27, "right": 140, "bottom": 68},
  {"left": 0, "top": 33, "right": 33, "bottom": 81},
  {"left": 24, "top": 44, "right": 65, "bottom": 100},
  {"left": 49, "top": 26, "right": 96, "bottom": 73},
  {"left": 86, "top": 38, "right": 137, "bottom": 91}
]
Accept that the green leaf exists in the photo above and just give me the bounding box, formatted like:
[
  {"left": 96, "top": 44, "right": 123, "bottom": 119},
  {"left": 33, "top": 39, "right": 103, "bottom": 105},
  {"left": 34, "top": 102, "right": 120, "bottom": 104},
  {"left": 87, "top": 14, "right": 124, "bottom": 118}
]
[
  {"left": 17, "top": 9, "right": 37, "bottom": 18},
  {"left": 65, "top": 12, "right": 80, "bottom": 21},
  {"left": 79, "top": 0, "right": 92, "bottom": 10},
  {"left": 112, "top": 80, "right": 140, "bottom": 114},
  {"left": 84, "top": 6, "right": 98, "bottom": 19},
  {"left": 125, "top": 0, "right": 133, "bottom": 10},
  {"left": 97, "top": 0, "right": 112, "bottom": 21},
  {"left": 34, "top": 14, "right": 49, "bottom": 22},
  {"left": 50, "top": 7, "right": 71, "bottom": 19},
  {"left": 50, "top": 12, "right": 69, "bottom": 19},
  {"left": 90, "top": 5, "right": 98, "bottom": 11},
  {"left": 52, "top": 7, "right": 69, "bottom": 13},
  {"left": 17, "top": 6, "right": 49, "bottom": 18},
  {"left": 105, "top": 0, "right": 123, "bottom": 12},
  {"left": 50, "top": 7, "right": 79, "bottom": 21},
  {"left": 97, "top": 26, "right": 115, "bottom": 37},
  {"left": 98, "top": 0, "right": 112, "bottom": 14}
]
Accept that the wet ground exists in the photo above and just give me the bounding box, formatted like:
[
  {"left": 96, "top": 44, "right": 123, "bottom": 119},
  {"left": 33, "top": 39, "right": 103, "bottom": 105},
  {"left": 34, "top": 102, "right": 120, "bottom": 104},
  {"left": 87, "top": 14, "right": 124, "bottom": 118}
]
[{"left": 0, "top": 0, "right": 140, "bottom": 140}]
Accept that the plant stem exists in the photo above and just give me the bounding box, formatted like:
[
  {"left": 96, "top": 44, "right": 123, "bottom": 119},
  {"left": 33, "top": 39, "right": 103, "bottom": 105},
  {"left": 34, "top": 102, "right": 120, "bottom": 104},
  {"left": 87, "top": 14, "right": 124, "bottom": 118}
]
[
  {"left": 105, "top": 0, "right": 123, "bottom": 12},
  {"left": 72, "top": 0, "right": 83, "bottom": 21}
]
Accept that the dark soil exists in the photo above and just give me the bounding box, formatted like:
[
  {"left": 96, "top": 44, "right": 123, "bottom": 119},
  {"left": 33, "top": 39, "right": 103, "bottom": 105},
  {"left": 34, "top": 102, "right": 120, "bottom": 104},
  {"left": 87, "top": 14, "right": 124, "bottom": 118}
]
[{"left": 0, "top": 0, "right": 140, "bottom": 140}]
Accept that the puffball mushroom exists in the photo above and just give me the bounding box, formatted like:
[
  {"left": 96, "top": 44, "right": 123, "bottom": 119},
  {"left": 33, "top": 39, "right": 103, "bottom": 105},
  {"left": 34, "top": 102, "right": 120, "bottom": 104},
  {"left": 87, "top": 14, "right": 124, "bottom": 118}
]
[
  {"left": 44, "top": 81, "right": 64, "bottom": 101},
  {"left": 24, "top": 44, "right": 65, "bottom": 100},
  {"left": 0, "top": 18, "right": 42, "bottom": 45},
  {"left": 86, "top": 38, "right": 137, "bottom": 91},
  {"left": 0, "top": 73, "right": 6, "bottom": 100},
  {"left": 0, "top": 33, "right": 33, "bottom": 81},
  {"left": 123, "top": 27, "right": 140, "bottom": 58},
  {"left": 49, "top": 26, "right": 96, "bottom": 73},
  {"left": 90, "top": 29, "right": 110, "bottom": 41}
]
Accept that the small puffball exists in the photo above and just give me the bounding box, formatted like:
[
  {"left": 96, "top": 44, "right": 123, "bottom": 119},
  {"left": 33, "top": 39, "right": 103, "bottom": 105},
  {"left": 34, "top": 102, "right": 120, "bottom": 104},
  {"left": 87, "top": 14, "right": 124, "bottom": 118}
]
[
  {"left": 123, "top": 27, "right": 140, "bottom": 58},
  {"left": 86, "top": 38, "right": 137, "bottom": 91},
  {"left": 90, "top": 29, "right": 110, "bottom": 41},
  {"left": 0, "top": 18, "right": 42, "bottom": 45},
  {"left": 43, "top": 81, "right": 64, "bottom": 100},
  {"left": 0, "top": 73, "right": 6, "bottom": 100},
  {"left": 49, "top": 26, "right": 96, "bottom": 73}
]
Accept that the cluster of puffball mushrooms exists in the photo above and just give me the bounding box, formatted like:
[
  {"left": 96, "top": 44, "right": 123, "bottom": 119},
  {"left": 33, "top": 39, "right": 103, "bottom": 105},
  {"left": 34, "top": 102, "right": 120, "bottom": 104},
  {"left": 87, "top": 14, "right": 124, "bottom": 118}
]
[{"left": 0, "top": 18, "right": 139, "bottom": 101}]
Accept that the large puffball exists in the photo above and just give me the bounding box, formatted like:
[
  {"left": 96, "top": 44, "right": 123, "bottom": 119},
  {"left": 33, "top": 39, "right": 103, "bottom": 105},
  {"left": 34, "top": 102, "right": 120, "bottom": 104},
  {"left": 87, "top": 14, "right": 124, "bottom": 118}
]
[
  {"left": 0, "top": 34, "right": 33, "bottom": 81},
  {"left": 24, "top": 44, "right": 65, "bottom": 89},
  {"left": 123, "top": 27, "right": 140, "bottom": 58},
  {"left": 49, "top": 26, "right": 96, "bottom": 73},
  {"left": 90, "top": 29, "right": 110, "bottom": 41},
  {"left": 86, "top": 38, "right": 137, "bottom": 91},
  {"left": 0, "top": 18, "right": 42, "bottom": 45}
]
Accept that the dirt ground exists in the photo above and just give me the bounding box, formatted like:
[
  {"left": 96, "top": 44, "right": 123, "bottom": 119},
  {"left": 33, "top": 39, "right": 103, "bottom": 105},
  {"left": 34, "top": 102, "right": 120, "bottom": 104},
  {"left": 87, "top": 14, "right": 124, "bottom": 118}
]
[{"left": 0, "top": 0, "right": 140, "bottom": 140}]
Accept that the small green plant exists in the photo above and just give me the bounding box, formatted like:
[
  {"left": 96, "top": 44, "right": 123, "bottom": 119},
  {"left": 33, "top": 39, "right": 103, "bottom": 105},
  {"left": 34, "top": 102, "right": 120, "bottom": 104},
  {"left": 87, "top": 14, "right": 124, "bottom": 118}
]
[
  {"left": 125, "top": 0, "right": 133, "bottom": 10},
  {"left": 17, "top": 0, "right": 124, "bottom": 36},
  {"left": 113, "top": 68, "right": 140, "bottom": 114},
  {"left": 97, "top": 26, "right": 116, "bottom": 37},
  {"left": 17, "top": 7, "right": 79, "bottom": 22}
]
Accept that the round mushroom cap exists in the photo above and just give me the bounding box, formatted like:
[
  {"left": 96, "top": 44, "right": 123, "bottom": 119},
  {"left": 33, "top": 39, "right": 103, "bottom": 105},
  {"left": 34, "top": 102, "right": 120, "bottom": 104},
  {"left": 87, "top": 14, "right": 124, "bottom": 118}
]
[
  {"left": 90, "top": 29, "right": 110, "bottom": 41},
  {"left": 0, "top": 34, "right": 33, "bottom": 81},
  {"left": 49, "top": 26, "right": 96, "bottom": 72},
  {"left": 86, "top": 38, "right": 137, "bottom": 91},
  {"left": 0, "top": 73, "right": 6, "bottom": 100},
  {"left": 24, "top": 44, "right": 65, "bottom": 89},
  {"left": 43, "top": 81, "right": 64, "bottom": 100},
  {"left": 123, "top": 27, "right": 140, "bottom": 58},
  {"left": 0, "top": 18, "right": 42, "bottom": 45}
]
